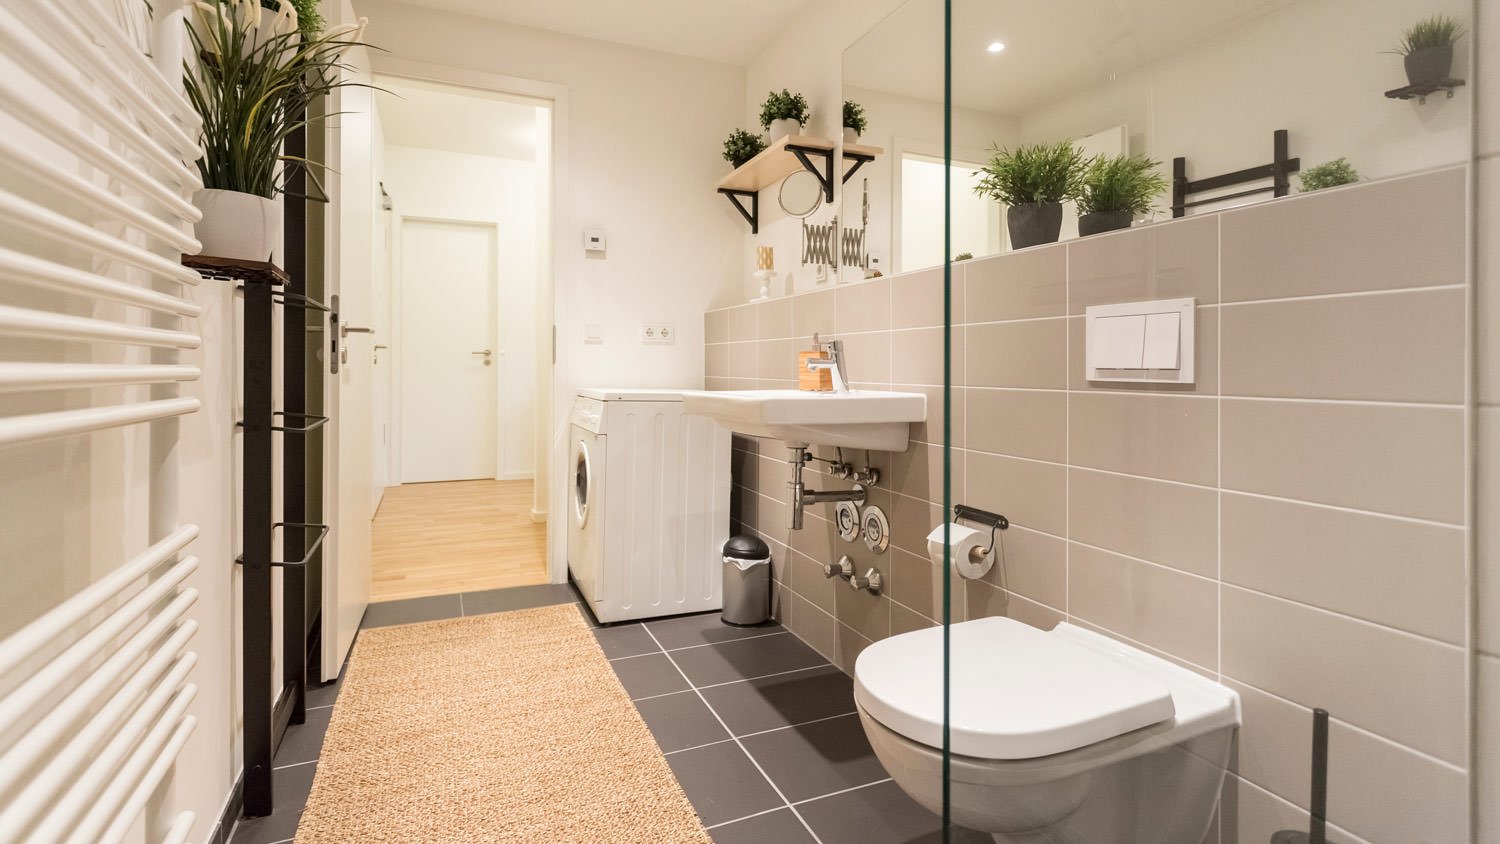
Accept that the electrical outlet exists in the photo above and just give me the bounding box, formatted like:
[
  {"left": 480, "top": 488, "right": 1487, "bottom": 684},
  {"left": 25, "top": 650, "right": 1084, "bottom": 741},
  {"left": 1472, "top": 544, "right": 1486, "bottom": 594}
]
[{"left": 641, "top": 322, "right": 675, "bottom": 345}]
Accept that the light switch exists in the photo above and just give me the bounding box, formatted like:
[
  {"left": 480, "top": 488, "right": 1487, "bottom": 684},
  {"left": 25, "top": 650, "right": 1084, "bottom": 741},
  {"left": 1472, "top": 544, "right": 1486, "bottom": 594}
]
[
  {"left": 1092, "top": 315, "right": 1146, "bottom": 369},
  {"left": 1142, "top": 312, "right": 1181, "bottom": 369}
]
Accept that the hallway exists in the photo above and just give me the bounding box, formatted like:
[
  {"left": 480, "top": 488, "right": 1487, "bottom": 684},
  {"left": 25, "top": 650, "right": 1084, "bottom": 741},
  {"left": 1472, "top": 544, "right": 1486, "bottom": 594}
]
[{"left": 370, "top": 479, "right": 548, "bottom": 601}]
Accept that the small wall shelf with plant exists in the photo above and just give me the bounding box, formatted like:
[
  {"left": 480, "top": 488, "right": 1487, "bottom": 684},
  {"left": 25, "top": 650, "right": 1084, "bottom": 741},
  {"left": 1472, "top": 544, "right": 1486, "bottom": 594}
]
[
  {"left": 1384, "top": 14, "right": 1466, "bottom": 103},
  {"left": 716, "top": 133, "right": 883, "bottom": 233}
]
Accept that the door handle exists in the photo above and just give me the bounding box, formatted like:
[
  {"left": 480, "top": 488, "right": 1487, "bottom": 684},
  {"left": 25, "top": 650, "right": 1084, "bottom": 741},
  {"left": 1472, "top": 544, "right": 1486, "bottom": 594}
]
[
  {"left": 341, "top": 325, "right": 374, "bottom": 338},
  {"left": 472, "top": 349, "right": 493, "bottom": 366}
]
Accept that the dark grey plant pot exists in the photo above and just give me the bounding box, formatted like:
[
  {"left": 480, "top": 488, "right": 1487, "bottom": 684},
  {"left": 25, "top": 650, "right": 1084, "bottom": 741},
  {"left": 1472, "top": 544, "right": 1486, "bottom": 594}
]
[
  {"left": 1007, "top": 201, "right": 1063, "bottom": 249},
  {"left": 1078, "top": 210, "right": 1133, "bottom": 237},
  {"left": 1404, "top": 44, "right": 1453, "bottom": 87}
]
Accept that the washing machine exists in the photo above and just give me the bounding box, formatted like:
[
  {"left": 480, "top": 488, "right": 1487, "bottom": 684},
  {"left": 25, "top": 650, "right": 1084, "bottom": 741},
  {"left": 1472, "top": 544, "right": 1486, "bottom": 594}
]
[{"left": 568, "top": 388, "right": 731, "bottom": 623}]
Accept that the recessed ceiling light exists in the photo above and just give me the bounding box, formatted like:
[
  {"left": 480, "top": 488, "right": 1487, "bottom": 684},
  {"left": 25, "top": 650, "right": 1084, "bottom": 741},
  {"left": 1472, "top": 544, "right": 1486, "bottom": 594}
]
[{"left": 987, "top": 41, "right": 1005, "bottom": 53}]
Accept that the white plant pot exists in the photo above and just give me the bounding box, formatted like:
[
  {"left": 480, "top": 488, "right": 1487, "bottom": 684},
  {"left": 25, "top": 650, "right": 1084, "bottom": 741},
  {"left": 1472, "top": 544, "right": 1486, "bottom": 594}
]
[
  {"left": 843, "top": 127, "right": 860, "bottom": 144},
  {"left": 769, "top": 118, "right": 802, "bottom": 142},
  {"left": 192, "top": 189, "right": 283, "bottom": 266}
]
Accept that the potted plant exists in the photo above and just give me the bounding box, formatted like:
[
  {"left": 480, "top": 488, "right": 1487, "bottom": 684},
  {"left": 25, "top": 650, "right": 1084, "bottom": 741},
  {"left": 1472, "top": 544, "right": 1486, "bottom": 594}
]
[
  {"left": 1393, "top": 14, "right": 1465, "bottom": 86},
  {"left": 973, "top": 141, "right": 1090, "bottom": 249},
  {"left": 723, "top": 129, "right": 768, "bottom": 169},
  {"left": 1298, "top": 158, "right": 1360, "bottom": 192},
  {"left": 184, "top": 0, "right": 367, "bottom": 265},
  {"left": 1076, "top": 153, "right": 1167, "bottom": 236},
  {"left": 760, "top": 89, "right": 810, "bottom": 143},
  {"left": 843, "top": 100, "right": 867, "bottom": 144}
]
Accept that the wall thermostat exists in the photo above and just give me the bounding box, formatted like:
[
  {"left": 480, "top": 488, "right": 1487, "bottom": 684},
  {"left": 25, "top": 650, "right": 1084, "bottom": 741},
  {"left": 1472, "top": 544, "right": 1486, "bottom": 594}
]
[{"left": 583, "top": 228, "right": 606, "bottom": 253}]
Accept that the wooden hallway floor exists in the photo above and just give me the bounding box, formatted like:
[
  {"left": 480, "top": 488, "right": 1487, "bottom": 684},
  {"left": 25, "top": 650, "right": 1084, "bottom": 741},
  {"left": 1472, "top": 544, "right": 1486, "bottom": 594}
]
[{"left": 370, "top": 479, "right": 548, "bottom": 602}]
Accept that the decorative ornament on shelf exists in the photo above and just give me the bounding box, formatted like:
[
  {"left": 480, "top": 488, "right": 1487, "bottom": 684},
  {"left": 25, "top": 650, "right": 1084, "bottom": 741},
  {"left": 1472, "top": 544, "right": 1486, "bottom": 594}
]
[
  {"left": 752, "top": 246, "right": 775, "bottom": 302},
  {"left": 843, "top": 99, "right": 867, "bottom": 144},
  {"left": 184, "top": 0, "right": 369, "bottom": 266},
  {"left": 760, "top": 89, "right": 810, "bottom": 143},
  {"left": 1297, "top": 158, "right": 1359, "bottom": 192},
  {"left": 973, "top": 141, "right": 1091, "bottom": 249},
  {"left": 723, "top": 129, "right": 767, "bottom": 169},
  {"left": 1384, "top": 14, "right": 1466, "bottom": 103},
  {"left": 1076, "top": 153, "right": 1167, "bottom": 236}
]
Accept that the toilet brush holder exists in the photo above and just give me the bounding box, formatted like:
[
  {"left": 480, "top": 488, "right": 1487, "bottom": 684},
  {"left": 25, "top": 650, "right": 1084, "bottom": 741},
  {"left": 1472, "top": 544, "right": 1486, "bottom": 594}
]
[{"left": 1270, "top": 708, "right": 1329, "bottom": 844}]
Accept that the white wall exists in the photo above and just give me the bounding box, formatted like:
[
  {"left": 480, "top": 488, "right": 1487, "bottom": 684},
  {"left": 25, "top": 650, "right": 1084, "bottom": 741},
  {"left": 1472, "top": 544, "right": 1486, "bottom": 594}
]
[{"left": 381, "top": 144, "right": 541, "bottom": 480}]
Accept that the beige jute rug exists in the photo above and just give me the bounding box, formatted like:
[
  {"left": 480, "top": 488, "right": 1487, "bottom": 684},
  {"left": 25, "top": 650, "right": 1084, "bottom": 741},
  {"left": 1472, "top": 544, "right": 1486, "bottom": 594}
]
[{"left": 293, "top": 604, "right": 713, "bottom": 843}]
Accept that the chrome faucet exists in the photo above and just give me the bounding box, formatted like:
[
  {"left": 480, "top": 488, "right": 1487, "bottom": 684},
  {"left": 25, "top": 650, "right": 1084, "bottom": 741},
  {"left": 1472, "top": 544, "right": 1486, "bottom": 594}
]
[{"left": 805, "top": 336, "right": 850, "bottom": 393}]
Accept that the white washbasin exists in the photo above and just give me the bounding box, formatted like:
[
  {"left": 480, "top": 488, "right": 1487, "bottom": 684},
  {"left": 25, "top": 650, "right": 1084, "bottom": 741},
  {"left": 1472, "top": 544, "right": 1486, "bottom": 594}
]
[{"left": 681, "top": 389, "right": 927, "bottom": 452}]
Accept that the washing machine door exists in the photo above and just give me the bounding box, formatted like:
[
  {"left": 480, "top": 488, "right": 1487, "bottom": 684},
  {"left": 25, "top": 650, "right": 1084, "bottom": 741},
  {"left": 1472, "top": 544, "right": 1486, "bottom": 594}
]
[{"left": 573, "top": 437, "right": 593, "bottom": 528}]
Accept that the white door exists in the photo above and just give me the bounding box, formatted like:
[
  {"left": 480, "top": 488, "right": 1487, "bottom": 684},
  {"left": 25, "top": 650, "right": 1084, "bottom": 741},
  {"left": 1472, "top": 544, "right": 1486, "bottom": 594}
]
[
  {"left": 323, "top": 0, "right": 374, "bottom": 673},
  {"left": 399, "top": 220, "right": 498, "bottom": 483}
]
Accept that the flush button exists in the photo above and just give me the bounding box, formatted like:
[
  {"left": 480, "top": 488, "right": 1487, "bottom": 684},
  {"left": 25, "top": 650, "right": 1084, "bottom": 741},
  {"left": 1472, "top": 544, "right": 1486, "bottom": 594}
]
[
  {"left": 1092, "top": 314, "right": 1146, "bottom": 369},
  {"left": 1141, "top": 312, "right": 1181, "bottom": 369}
]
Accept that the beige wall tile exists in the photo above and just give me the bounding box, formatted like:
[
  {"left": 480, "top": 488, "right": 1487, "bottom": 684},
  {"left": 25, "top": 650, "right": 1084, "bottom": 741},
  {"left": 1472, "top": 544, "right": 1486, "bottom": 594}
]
[
  {"left": 891, "top": 265, "right": 962, "bottom": 329},
  {"left": 705, "top": 308, "right": 729, "bottom": 344},
  {"left": 728, "top": 341, "right": 756, "bottom": 379},
  {"left": 1221, "top": 585, "right": 1466, "bottom": 765},
  {"left": 964, "top": 245, "right": 1067, "bottom": 322},
  {"left": 1227, "top": 679, "right": 1468, "bottom": 844},
  {"left": 1221, "top": 289, "right": 1466, "bottom": 404},
  {"left": 836, "top": 277, "right": 891, "bottom": 333},
  {"left": 902, "top": 384, "right": 964, "bottom": 448},
  {"left": 788, "top": 550, "right": 890, "bottom": 643},
  {"left": 755, "top": 338, "right": 795, "bottom": 384},
  {"left": 1480, "top": 10, "right": 1500, "bottom": 158},
  {"left": 1152, "top": 214, "right": 1221, "bottom": 305},
  {"left": 787, "top": 593, "right": 838, "bottom": 664},
  {"left": 1065, "top": 216, "right": 1219, "bottom": 315},
  {"left": 965, "top": 388, "right": 1066, "bottom": 463},
  {"left": 1221, "top": 399, "right": 1464, "bottom": 523},
  {"left": 1222, "top": 492, "right": 1465, "bottom": 644},
  {"left": 705, "top": 343, "right": 729, "bottom": 378},
  {"left": 1069, "top": 468, "right": 1218, "bottom": 578},
  {"left": 891, "top": 326, "right": 963, "bottom": 387},
  {"left": 963, "top": 580, "right": 1064, "bottom": 630},
  {"left": 728, "top": 303, "right": 758, "bottom": 341},
  {"left": 888, "top": 547, "right": 943, "bottom": 620},
  {"left": 1068, "top": 543, "right": 1217, "bottom": 669},
  {"left": 755, "top": 296, "right": 793, "bottom": 339},
  {"left": 964, "top": 318, "right": 1067, "bottom": 389},
  {"left": 831, "top": 623, "right": 874, "bottom": 675},
  {"left": 889, "top": 493, "right": 943, "bottom": 559},
  {"left": 705, "top": 376, "right": 732, "bottom": 391},
  {"left": 1223, "top": 776, "right": 1370, "bottom": 844},
  {"left": 1069, "top": 393, "right": 1218, "bottom": 486},
  {"left": 979, "top": 524, "right": 1066, "bottom": 609},
  {"left": 1220, "top": 168, "right": 1466, "bottom": 302},
  {"left": 1068, "top": 308, "right": 1220, "bottom": 395},
  {"left": 964, "top": 450, "right": 1066, "bottom": 536},
  {"left": 838, "top": 330, "right": 891, "bottom": 385},
  {"left": 1479, "top": 653, "right": 1500, "bottom": 843},
  {"left": 1478, "top": 157, "right": 1498, "bottom": 404},
  {"left": 890, "top": 442, "right": 963, "bottom": 505},
  {"left": 1481, "top": 406, "right": 1500, "bottom": 655},
  {"left": 793, "top": 289, "right": 836, "bottom": 339},
  {"left": 891, "top": 601, "right": 937, "bottom": 635}
]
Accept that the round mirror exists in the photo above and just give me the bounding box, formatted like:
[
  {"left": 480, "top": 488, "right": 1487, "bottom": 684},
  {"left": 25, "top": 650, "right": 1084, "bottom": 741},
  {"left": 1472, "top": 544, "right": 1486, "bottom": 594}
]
[{"left": 778, "top": 170, "right": 824, "bottom": 218}]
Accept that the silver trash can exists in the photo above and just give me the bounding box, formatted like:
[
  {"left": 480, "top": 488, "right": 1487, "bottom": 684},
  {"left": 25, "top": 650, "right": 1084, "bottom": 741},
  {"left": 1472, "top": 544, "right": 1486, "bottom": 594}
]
[{"left": 721, "top": 535, "right": 772, "bottom": 626}]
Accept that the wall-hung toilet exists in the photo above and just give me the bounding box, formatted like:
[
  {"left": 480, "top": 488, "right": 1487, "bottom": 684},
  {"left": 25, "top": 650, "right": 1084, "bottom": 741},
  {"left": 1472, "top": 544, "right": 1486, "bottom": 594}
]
[{"left": 854, "top": 617, "right": 1239, "bottom": 844}]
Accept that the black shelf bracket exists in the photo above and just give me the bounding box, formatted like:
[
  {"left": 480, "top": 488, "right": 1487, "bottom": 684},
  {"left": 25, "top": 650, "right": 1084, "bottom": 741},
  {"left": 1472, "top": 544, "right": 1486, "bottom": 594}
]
[
  {"left": 1171, "top": 129, "right": 1299, "bottom": 218},
  {"left": 719, "top": 188, "right": 759, "bottom": 234},
  {"left": 842, "top": 148, "right": 876, "bottom": 185},
  {"left": 788, "top": 142, "right": 836, "bottom": 202},
  {"left": 1384, "top": 78, "right": 1465, "bottom": 104}
]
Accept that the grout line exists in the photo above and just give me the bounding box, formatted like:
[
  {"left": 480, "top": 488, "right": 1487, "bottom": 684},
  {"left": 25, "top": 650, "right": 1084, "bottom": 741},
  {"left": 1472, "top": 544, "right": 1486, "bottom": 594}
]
[
  {"left": 1216, "top": 282, "right": 1466, "bottom": 308},
  {"left": 663, "top": 711, "right": 860, "bottom": 757},
  {"left": 789, "top": 776, "right": 894, "bottom": 806},
  {"left": 272, "top": 758, "right": 317, "bottom": 771},
  {"left": 305, "top": 703, "right": 333, "bottom": 711},
  {"left": 640, "top": 625, "right": 826, "bottom": 844},
  {"left": 703, "top": 805, "right": 787, "bottom": 830},
  {"left": 1220, "top": 581, "right": 1468, "bottom": 652}
]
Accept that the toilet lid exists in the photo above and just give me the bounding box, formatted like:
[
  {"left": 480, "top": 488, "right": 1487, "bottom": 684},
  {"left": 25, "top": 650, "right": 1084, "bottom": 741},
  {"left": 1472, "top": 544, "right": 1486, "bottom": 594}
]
[{"left": 854, "top": 617, "right": 1175, "bottom": 760}]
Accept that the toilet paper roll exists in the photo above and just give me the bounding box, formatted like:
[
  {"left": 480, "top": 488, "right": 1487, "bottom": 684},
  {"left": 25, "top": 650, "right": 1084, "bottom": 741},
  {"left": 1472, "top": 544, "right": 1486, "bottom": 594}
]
[{"left": 926, "top": 522, "right": 993, "bottom": 580}]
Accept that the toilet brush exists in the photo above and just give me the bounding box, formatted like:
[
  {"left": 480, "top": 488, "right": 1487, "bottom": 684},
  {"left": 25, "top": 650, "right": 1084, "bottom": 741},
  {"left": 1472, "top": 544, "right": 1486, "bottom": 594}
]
[{"left": 1270, "top": 708, "right": 1329, "bottom": 844}]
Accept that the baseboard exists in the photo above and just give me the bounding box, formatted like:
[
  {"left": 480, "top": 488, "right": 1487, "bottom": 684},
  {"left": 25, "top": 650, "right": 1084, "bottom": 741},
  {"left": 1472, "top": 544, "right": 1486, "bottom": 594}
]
[
  {"left": 530, "top": 507, "right": 548, "bottom": 523},
  {"left": 207, "top": 772, "right": 244, "bottom": 844},
  {"left": 499, "top": 471, "right": 534, "bottom": 481}
]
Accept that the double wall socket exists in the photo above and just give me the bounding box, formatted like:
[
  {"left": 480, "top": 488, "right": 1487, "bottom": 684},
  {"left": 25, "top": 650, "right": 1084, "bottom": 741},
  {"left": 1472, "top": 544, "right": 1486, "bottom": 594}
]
[{"left": 641, "top": 322, "right": 675, "bottom": 344}]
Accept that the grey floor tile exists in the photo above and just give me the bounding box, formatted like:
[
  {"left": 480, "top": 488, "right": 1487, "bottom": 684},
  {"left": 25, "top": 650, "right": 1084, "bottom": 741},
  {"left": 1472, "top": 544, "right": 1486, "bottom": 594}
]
[
  {"left": 699, "top": 665, "right": 855, "bottom": 736},
  {"left": 359, "top": 594, "right": 462, "bottom": 629},
  {"left": 664, "top": 742, "right": 784, "bottom": 827},
  {"left": 461, "top": 583, "right": 579, "bottom": 616},
  {"left": 635, "top": 690, "right": 730, "bottom": 753},
  {"left": 610, "top": 652, "right": 691, "bottom": 699},
  {"left": 797, "top": 780, "right": 991, "bottom": 844},
  {"left": 740, "top": 713, "right": 888, "bottom": 803},
  {"left": 275, "top": 706, "right": 332, "bottom": 767},
  {"left": 593, "top": 623, "right": 660, "bottom": 658},
  {"left": 710, "top": 808, "right": 818, "bottom": 844},
  {"left": 647, "top": 611, "right": 784, "bottom": 650},
  {"left": 671, "top": 632, "right": 828, "bottom": 687},
  {"left": 304, "top": 671, "right": 342, "bottom": 709},
  {"left": 226, "top": 762, "right": 317, "bottom": 844}
]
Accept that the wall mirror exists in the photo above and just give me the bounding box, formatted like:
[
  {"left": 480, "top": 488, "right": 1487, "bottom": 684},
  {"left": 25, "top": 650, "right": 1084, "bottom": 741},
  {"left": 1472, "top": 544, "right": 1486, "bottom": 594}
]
[
  {"left": 778, "top": 170, "right": 825, "bottom": 218},
  {"left": 845, "top": 0, "right": 1473, "bottom": 274}
]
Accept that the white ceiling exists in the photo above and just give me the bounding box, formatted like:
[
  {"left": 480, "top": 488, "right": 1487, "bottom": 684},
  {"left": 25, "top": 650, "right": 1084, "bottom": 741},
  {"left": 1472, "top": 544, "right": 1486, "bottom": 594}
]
[
  {"left": 404, "top": 0, "right": 816, "bottom": 65},
  {"left": 845, "top": 0, "right": 1296, "bottom": 115},
  {"left": 375, "top": 76, "right": 543, "bottom": 161}
]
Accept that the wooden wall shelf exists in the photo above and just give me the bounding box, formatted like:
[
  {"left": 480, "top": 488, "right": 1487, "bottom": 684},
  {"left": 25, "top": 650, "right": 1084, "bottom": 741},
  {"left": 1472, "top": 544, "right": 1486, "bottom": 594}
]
[{"left": 717, "top": 135, "right": 884, "bottom": 233}]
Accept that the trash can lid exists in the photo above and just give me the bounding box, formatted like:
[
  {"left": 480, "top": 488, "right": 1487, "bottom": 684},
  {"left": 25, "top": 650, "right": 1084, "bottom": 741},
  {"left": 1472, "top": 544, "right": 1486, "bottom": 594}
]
[{"left": 723, "top": 534, "right": 771, "bottom": 560}]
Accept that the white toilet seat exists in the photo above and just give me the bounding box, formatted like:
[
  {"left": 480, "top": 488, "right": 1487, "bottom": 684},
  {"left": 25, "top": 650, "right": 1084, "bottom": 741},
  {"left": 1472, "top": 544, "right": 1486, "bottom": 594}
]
[{"left": 854, "top": 618, "right": 1230, "bottom": 760}]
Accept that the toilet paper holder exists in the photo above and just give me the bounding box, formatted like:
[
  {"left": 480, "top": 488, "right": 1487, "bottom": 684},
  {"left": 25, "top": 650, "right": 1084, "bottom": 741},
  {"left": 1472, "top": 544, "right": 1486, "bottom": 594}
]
[{"left": 953, "top": 504, "right": 1009, "bottom": 559}]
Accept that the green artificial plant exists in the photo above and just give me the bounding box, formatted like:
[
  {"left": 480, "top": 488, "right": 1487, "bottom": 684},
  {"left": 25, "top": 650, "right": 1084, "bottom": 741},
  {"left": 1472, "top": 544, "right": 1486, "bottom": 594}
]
[
  {"left": 843, "top": 100, "right": 867, "bottom": 135},
  {"left": 759, "top": 89, "right": 810, "bottom": 130},
  {"left": 1077, "top": 154, "right": 1168, "bottom": 215},
  {"left": 973, "top": 141, "right": 1091, "bottom": 206},
  {"left": 1298, "top": 158, "right": 1360, "bottom": 192},
  {"left": 723, "top": 129, "right": 768, "bottom": 167},
  {"left": 1393, "top": 14, "right": 1465, "bottom": 54}
]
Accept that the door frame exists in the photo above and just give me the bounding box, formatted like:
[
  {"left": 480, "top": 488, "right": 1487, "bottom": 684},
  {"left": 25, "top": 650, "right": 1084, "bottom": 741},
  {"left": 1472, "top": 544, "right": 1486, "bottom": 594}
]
[
  {"left": 391, "top": 214, "right": 504, "bottom": 484},
  {"left": 370, "top": 57, "right": 569, "bottom": 584}
]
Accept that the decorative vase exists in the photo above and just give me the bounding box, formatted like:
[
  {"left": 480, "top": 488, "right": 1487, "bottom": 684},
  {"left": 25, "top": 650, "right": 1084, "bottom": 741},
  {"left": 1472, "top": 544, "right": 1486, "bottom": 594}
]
[
  {"left": 843, "top": 127, "right": 859, "bottom": 144},
  {"left": 769, "top": 118, "right": 801, "bottom": 142},
  {"left": 1006, "top": 201, "right": 1064, "bottom": 249},
  {"left": 1078, "top": 210, "right": 1133, "bottom": 237},
  {"left": 1403, "top": 44, "right": 1453, "bottom": 87},
  {"left": 192, "top": 189, "right": 284, "bottom": 266}
]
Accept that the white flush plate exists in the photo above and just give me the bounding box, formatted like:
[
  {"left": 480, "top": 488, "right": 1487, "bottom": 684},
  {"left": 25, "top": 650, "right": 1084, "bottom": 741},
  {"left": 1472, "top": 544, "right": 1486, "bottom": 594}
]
[{"left": 1085, "top": 298, "right": 1195, "bottom": 384}]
